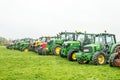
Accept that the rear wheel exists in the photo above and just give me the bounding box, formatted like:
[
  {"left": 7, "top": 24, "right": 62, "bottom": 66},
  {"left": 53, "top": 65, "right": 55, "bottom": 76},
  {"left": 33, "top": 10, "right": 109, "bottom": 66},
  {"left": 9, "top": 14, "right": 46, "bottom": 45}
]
[
  {"left": 109, "top": 53, "right": 118, "bottom": 67},
  {"left": 92, "top": 52, "right": 106, "bottom": 65},
  {"left": 67, "top": 50, "right": 77, "bottom": 61},
  {"left": 52, "top": 45, "right": 61, "bottom": 56}
]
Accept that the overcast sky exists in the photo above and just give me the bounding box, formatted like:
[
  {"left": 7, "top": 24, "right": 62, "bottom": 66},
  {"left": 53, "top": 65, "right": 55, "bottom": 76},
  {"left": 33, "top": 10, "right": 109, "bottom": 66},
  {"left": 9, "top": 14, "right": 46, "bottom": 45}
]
[{"left": 0, "top": 0, "right": 120, "bottom": 41}]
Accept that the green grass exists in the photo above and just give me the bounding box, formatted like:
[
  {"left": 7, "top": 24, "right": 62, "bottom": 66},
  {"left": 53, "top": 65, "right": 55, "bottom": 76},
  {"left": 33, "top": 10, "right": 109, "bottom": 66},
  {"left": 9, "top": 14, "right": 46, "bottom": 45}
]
[{"left": 0, "top": 46, "right": 120, "bottom": 80}]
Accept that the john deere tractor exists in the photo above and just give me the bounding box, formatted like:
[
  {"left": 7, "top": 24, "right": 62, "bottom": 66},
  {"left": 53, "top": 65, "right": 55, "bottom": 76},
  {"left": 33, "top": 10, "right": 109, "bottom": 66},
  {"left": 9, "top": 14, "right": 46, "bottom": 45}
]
[
  {"left": 18, "top": 38, "right": 34, "bottom": 52},
  {"left": 60, "top": 32, "right": 95, "bottom": 61},
  {"left": 42, "top": 31, "right": 76, "bottom": 55},
  {"left": 76, "top": 32, "right": 120, "bottom": 65}
]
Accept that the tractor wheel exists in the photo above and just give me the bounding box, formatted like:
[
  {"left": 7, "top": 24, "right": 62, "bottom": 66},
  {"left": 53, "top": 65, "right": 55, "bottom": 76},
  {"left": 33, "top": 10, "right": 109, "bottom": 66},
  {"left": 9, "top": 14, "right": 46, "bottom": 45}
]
[
  {"left": 77, "top": 59, "right": 83, "bottom": 64},
  {"left": 77, "top": 59, "right": 89, "bottom": 64},
  {"left": 24, "top": 48, "right": 28, "bottom": 52},
  {"left": 52, "top": 45, "right": 61, "bottom": 56},
  {"left": 92, "top": 51, "right": 106, "bottom": 65},
  {"left": 34, "top": 47, "right": 39, "bottom": 53},
  {"left": 42, "top": 48, "right": 48, "bottom": 55},
  {"left": 38, "top": 48, "right": 42, "bottom": 55},
  {"left": 67, "top": 50, "right": 77, "bottom": 61},
  {"left": 109, "top": 53, "right": 118, "bottom": 67}
]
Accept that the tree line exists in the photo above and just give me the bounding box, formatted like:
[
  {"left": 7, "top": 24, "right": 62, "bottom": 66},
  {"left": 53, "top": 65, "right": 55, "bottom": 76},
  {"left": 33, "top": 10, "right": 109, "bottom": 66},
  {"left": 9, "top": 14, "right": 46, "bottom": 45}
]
[{"left": 0, "top": 37, "right": 8, "bottom": 46}]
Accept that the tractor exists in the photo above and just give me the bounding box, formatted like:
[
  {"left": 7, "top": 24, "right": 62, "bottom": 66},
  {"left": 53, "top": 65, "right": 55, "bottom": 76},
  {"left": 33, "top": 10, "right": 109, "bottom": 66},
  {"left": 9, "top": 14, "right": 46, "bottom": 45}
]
[
  {"left": 6, "top": 40, "right": 16, "bottom": 49},
  {"left": 37, "top": 36, "right": 58, "bottom": 55},
  {"left": 109, "top": 46, "right": 120, "bottom": 67},
  {"left": 32, "top": 39, "right": 42, "bottom": 52},
  {"left": 42, "top": 31, "right": 76, "bottom": 55},
  {"left": 76, "top": 32, "right": 120, "bottom": 65},
  {"left": 19, "top": 38, "right": 34, "bottom": 52},
  {"left": 60, "top": 32, "right": 95, "bottom": 61}
]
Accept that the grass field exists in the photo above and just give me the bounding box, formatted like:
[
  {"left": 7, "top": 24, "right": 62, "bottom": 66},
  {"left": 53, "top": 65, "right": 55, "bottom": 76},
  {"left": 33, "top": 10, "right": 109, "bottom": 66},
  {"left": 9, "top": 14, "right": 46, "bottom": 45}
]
[{"left": 0, "top": 46, "right": 120, "bottom": 80}]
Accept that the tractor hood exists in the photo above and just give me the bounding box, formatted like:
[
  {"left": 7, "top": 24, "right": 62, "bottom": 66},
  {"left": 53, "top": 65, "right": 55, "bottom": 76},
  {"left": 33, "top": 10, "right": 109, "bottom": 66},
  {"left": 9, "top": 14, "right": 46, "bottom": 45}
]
[
  {"left": 83, "top": 43, "right": 101, "bottom": 51},
  {"left": 63, "top": 41, "right": 80, "bottom": 44}
]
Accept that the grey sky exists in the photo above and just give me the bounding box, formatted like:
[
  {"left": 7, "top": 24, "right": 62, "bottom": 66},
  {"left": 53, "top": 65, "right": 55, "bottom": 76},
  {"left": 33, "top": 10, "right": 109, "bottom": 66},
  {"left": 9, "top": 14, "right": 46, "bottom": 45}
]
[{"left": 0, "top": 0, "right": 120, "bottom": 41}]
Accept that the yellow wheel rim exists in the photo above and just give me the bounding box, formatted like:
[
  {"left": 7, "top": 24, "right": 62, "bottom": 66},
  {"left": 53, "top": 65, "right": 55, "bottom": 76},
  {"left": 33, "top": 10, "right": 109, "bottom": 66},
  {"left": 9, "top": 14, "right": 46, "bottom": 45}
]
[
  {"left": 55, "top": 47, "right": 61, "bottom": 55},
  {"left": 72, "top": 52, "right": 76, "bottom": 60},
  {"left": 24, "top": 48, "right": 28, "bottom": 52},
  {"left": 98, "top": 55, "right": 104, "bottom": 64}
]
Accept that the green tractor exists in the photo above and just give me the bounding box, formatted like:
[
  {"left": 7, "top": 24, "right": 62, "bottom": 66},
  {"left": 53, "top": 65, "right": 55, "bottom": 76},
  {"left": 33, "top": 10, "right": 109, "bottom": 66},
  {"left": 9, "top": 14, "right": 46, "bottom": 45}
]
[
  {"left": 76, "top": 32, "right": 120, "bottom": 65},
  {"left": 42, "top": 31, "right": 76, "bottom": 55},
  {"left": 19, "top": 38, "right": 34, "bottom": 52},
  {"left": 60, "top": 32, "right": 95, "bottom": 61},
  {"left": 13, "top": 39, "right": 23, "bottom": 50}
]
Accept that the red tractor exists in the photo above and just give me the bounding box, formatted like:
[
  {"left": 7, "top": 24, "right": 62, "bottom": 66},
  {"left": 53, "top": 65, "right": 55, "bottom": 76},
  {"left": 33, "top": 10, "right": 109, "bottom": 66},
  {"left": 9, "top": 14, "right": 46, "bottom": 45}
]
[
  {"left": 110, "top": 46, "right": 120, "bottom": 67},
  {"left": 37, "top": 36, "right": 57, "bottom": 55}
]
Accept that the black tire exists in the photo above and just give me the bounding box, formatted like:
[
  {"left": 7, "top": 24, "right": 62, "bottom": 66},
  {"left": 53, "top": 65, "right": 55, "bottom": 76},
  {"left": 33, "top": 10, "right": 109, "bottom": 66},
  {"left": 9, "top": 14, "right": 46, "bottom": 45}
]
[
  {"left": 28, "top": 46, "right": 33, "bottom": 51},
  {"left": 77, "top": 59, "right": 83, "bottom": 64},
  {"left": 42, "top": 48, "right": 48, "bottom": 55},
  {"left": 38, "top": 48, "right": 42, "bottom": 55},
  {"left": 67, "top": 50, "right": 77, "bottom": 61},
  {"left": 77, "top": 59, "right": 89, "bottom": 64},
  {"left": 34, "top": 47, "right": 39, "bottom": 53},
  {"left": 92, "top": 51, "right": 107, "bottom": 65},
  {"left": 52, "top": 44, "right": 61, "bottom": 56},
  {"left": 109, "top": 53, "right": 118, "bottom": 67}
]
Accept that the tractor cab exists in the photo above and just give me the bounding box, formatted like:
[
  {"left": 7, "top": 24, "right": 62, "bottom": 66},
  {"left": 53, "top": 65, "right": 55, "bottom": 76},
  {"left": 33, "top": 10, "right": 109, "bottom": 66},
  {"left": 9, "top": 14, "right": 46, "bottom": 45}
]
[
  {"left": 76, "top": 32, "right": 120, "bottom": 65},
  {"left": 94, "top": 33, "right": 116, "bottom": 52}
]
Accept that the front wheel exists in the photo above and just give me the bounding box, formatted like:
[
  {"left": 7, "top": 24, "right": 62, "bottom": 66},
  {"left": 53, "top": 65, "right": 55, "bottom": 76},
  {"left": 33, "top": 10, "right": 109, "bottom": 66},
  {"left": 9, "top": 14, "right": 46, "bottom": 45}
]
[
  {"left": 77, "top": 59, "right": 89, "bottom": 64},
  {"left": 52, "top": 45, "right": 61, "bottom": 56},
  {"left": 24, "top": 48, "right": 28, "bottom": 52},
  {"left": 92, "top": 51, "right": 106, "bottom": 65},
  {"left": 67, "top": 50, "right": 77, "bottom": 61}
]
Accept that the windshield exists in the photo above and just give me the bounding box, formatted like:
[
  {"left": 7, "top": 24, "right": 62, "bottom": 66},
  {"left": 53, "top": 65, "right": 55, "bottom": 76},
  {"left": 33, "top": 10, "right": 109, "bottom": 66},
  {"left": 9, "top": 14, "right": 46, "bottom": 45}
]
[
  {"left": 106, "top": 35, "right": 115, "bottom": 44},
  {"left": 95, "top": 35, "right": 115, "bottom": 44},
  {"left": 95, "top": 35, "right": 104, "bottom": 44},
  {"left": 66, "top": 34, "right": 74, "bottom": 41},
  {"left": 77, "top": 34, "right": 85, "bottom": 42},
  {"left": 41, "top": 38, "right": 46, "bottom": 42},
  {"left": 61, "top": 34, "right": 66, "bottom": 39}
]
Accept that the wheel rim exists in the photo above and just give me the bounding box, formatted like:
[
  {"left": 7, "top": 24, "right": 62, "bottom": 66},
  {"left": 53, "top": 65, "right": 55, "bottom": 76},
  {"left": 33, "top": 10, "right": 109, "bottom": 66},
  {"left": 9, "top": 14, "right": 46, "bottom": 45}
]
[
  {"left": 72, "top": 52, "right": 76, "bottom": 60},
  {"left": 98, "top": 55, "right": 104, "bottom": 64},
  {"left": 55, "top": 47, "right": 61, "bottom": 55},
  {"left": 24, "top": 48, "right": 28, "bottom": 52}
]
